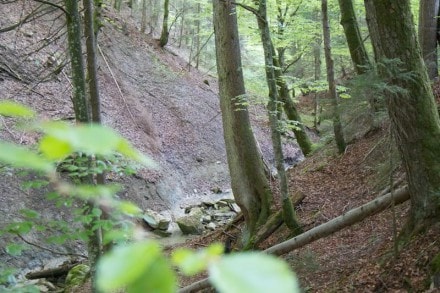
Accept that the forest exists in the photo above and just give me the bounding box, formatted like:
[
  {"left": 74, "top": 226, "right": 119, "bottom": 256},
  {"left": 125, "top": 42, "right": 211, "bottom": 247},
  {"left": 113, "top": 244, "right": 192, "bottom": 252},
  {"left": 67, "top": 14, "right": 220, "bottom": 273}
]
[{"left": 1, "top": 0, "right": 440, "bottom": 292}]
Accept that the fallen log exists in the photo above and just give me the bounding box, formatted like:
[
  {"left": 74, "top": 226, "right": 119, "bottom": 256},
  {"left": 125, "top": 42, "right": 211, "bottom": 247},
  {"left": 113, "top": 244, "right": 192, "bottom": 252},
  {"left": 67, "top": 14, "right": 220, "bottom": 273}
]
[
  {"left": 26, "top": 261, "right": 79, "bottom": 280},
  {"left": 178, "top": 186, "right": 410, "bottom": 293}
]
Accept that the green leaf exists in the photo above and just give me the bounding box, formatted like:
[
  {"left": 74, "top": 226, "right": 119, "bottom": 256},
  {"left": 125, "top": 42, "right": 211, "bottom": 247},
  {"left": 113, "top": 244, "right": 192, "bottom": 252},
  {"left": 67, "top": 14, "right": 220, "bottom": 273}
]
[
  {"left": 209, "top": 253, "right": 300, "bottom": 293},
  {"left": 38, "top": 122, "right": 156, "bottom": 167},
  {"left": 0, "top": 100, "right": 35, "bottom": 118},
  {"left": 39, "top": 135, "right": 72, "bottom": 160},
  {"left": 129, "top": 255, "right": 176, "bottom": 293},
  {"left": 6, "top": 243, "right": 26, "bottom": 256},
  {"left": 172, "top": 243, "right": 224, "bottom": 276},
  {"left": 19, "top": 209, "right": 40, "bottom": 219},
  {"left": 73, "top": 184, "right": 122, "bottom": 200},
  {"left": 7, "top": 221, "right": 33, "bottom": 234},
  {"left": 117, "top": 201, "right": 142, "bottom": 217},
  {"left": 0, "top": 142, "right": 54, "bottom": 172},
  {"left": 96, "top": 241, "right": 163, "bottom": 292}
]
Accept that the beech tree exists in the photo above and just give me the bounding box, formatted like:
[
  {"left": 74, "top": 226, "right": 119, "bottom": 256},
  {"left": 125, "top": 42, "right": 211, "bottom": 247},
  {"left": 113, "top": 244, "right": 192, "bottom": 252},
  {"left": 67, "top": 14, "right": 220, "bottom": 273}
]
[
  {"left": 322, "top": 0, "right": 346, "bottom": 153},
  {"left": 212, "top": 0, "right": 272, "bottom": 244},
  {"left": 252, "top": 0, "right": 302, "bottom": 234},
  {"left": 159, "top": 0, "right": 170, "bottom": 47},
  {"left": 418, "top": 0, "right": 439, "bottom": 79},
  {"left": 365, "top": 0, "right": 440, "bottom": 230},
  {"left": 337, "top": 0, "right": 371, "bottom": 74}
]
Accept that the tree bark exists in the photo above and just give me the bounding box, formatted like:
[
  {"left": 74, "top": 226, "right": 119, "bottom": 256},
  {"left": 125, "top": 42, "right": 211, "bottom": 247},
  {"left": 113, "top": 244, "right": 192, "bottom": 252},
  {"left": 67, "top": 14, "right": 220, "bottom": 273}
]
[
  {"left": 322, "top": 0, "right": 346, "bottom": 153},
  {"left": 65, "top": 0, "right": 89, "bottom": 123},
  {"left": 338, "top": 0, "right": 371, "bottom": 74},
  {"left": 178, "top": 186, "right": 410, "bottom": 293},
  {"left": 365, "top": 0, "right": 440, "bottom": 229},
  {"left": 254, "top": 0, "right": 302, "bottom": 235},
  {"left": 159, "top": 0, "right": 169, "bottom": 47},
  {"left": 212, "top": 0, "right": 272, "bottom": 244},
  {"left": 419, "top": 0, "right": 439, "bottom": 79},
  {"left": 273, "top": 1, "right": 313, "bottom": 156}
]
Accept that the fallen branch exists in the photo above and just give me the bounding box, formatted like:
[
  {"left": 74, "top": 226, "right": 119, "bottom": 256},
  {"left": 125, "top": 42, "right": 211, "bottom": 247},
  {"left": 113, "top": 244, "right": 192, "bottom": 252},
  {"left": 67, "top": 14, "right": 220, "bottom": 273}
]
[
  {"left": 26, "top": 261, "right": 79, "bottom": 280},
  {"left": 178, "top": 186, "right": 410, "bottom": 293}
]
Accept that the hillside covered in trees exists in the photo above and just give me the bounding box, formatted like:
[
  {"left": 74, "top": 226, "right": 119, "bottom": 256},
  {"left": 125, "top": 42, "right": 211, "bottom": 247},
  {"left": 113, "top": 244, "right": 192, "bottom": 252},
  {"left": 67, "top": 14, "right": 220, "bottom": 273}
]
[{"left": 1, "top": 0, "right": 440, "bottom": 292}]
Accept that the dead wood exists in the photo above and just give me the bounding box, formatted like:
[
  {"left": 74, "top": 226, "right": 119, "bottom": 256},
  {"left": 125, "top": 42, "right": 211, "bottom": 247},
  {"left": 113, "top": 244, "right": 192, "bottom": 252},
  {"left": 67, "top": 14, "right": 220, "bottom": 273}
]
[
  {"left": 26, "top": 261, "right": 79, "bottom": 280},
  {"left": 251, "top": 191, "right": 306, "bottom": 247},
  {"left": 178, "top": 186, "right": 410, "bottom": 293}
]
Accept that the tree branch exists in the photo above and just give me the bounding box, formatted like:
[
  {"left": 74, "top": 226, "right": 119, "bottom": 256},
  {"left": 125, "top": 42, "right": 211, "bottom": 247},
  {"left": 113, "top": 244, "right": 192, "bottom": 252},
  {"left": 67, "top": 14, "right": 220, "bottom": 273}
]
[
  {"left": 33, "top": 0, "right": 68, "bottom": 15},
  {"left": 17, "top": 233, "right": 88, "bottom": 259}
]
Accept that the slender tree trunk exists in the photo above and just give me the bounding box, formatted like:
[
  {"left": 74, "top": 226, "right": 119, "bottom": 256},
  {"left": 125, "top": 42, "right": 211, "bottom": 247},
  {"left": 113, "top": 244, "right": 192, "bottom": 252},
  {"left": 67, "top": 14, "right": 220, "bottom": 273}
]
[
  {"left": 313, "top": 37, "right": 322, "bottom": 129},
  {"left": 338, "top": 0, "right": 371, "bottom": 74},
  {"left": 65, "top": 0, "right": 101, "bottom": 290},
  {"left": 273, "top": 56, "right": 313, "bottom": 156},
  {"left": 141, "top": 0, "right": 147, "bottom": 33},
  {"left": 159, "top": 0, "right": 169, "bottom": 47},
  {"left": 419, "top": 0, "right": 439, "bottom": 79},
  {"left": 365, "top": 0, "right": 440, "bottom": 230},
  {"left": 322, "top": 0, "right": 346, "bottom": 153},
  {"left": 194, "top": 2, "right": 201, "bottom": 69},
  {"left": 273, "top": 0, "right": 313, "bottom": 156},
  {"left": 255, "top": 0, "right": 302, "bottom": 234},
  {"left": 212, "top": 0, "right": 272, "bottom": 245},
  {"left": 65, "top": 0, "right": 89, "bottom": 123}
]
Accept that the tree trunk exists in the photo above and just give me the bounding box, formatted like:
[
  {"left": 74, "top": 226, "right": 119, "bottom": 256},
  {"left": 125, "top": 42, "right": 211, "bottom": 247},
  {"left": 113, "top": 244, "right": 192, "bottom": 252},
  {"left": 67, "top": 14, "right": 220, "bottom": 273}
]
[
  {"left": 419, "top": 0, "right": 439, "bottom": 79},
  {"left": 141, "top": 0, "right": 147, "bottom": 33},
  {"left": 255, "top": 0, "right": 302, "bottom": 235},
  {"left": 365, "top": 0, "right": 440, "bottom": 229},
  {"left": 212, "top": 0, "right": 272, "bottom": 244},
  {"left": 338, "top": 0, "right": 371, "bottom": 74},
  {"left": 159, "top": 0, "right": 169, "bottom": 47},
  {"left": 273, "top": 56, "right": 313, "bottom": 156},
  {"left": 65, "top": 0, "right": 89, "bottom": 123},
  {"left": 313, "top": 35, "right": 322, "bottom": 129},
  {"left": 273, "top": 0, "right": 313, "bottom": 157},
  {"left": 322, "top": 0, "right": 346, "bottom": 153}
]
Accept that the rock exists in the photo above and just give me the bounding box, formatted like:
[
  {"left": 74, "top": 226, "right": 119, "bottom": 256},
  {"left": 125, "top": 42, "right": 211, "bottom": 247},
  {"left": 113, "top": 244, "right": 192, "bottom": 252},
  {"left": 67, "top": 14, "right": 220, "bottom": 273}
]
[
  {"left": 153, "top": 229, "right": 172, "bottom": 237},
  {"left": 202, "top": 200, "right": 216, "bottom": 207},
  {"left": 216, "top": 200, "right": 229, "bottom": 208},
  {"left": 142, "top": 209, "right": 170, "bottom": 231},
  {"left": 211, "top": 186, "right": 222, "bottom": 194},
  {"left": 201, "top": 215, "right": 212, "bottom": 223},
  {"left": 64, "top": 264, "right": 90, "bottom": 293},
  {"left": 213, "top": 211, "right": 236, "bottom": 220},
  {"left": 177, "top": 206, "right": 204, "bottom": 235},
  {"left": 206, "top": 222, "right": 216, "bottom": 230},
  {"left": 176, "top": 214, "right": 204, "bottom": 235},
  {"left": 229, "top": 203, "right": 241, "bottom": 213}
]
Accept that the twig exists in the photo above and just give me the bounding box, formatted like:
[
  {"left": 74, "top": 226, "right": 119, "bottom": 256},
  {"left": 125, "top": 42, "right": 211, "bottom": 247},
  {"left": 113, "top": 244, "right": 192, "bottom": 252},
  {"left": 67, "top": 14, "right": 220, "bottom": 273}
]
[{"left": 17, "top": 233, "right": 88, "bottom": 259}]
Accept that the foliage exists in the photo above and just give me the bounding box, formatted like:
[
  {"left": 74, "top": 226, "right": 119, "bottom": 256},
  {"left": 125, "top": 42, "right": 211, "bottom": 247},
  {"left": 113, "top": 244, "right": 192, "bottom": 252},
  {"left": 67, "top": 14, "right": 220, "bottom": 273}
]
[{"left": 0, "top": 101, "right": 300, "bottom": 292}]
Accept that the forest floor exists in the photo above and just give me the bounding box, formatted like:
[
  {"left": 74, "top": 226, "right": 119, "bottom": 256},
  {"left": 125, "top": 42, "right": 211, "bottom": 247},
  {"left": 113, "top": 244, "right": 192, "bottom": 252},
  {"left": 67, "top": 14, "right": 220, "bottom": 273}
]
[
  {"left": 179, "top": 124, "right": 440, "bottom": 292},
  {"left": 2, "top": 3, "right": 440, "bottom": 293}
]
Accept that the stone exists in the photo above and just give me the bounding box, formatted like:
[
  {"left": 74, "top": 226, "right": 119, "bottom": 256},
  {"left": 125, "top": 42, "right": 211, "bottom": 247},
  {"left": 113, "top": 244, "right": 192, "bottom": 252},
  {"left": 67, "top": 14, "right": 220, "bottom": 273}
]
[
  {"left": 211, "top": 186, "right": 222, "bottom": 194},
  {"left": 142, "top": 209, "right": 170, "bottom": 231},
  {"left": 230, "top": 203, "right": 241, "bottom": 213},
  {"left": 206, "top": 222, "right": 216, "bottom": 230},
  {"left": 213, "top": 211, "right": 236, "bottom": 220},
  {"left": 201, "top": 215, "right": 212, "bottom": 224},
  {"left": 177, "top": 206, "right": 204, "bottom": 235},
  {"left": 216, "top": 200, "right": 229, "bottom": 208},
  {"left": 176, "top": 214, "right": 204, "bottom": 235},
  {"left": 153, "top": 229, "right": 172, "bottom": 237}
]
